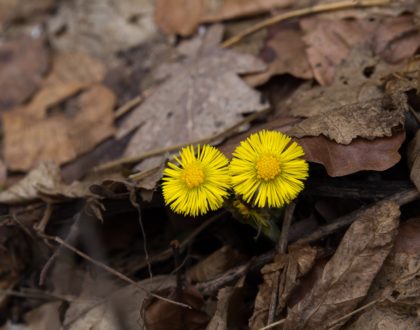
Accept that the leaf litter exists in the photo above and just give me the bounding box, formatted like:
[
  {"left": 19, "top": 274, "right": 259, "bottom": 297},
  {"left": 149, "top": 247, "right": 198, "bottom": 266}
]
[{"left": 0, "top": 1, "right": 420, "bottom": 329}]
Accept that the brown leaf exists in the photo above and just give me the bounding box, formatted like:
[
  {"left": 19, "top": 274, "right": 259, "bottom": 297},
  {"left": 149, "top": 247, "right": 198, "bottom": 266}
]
[
  {"left": 0, "top": 161, "right": 90, "bottom": 204},
  {"left": 0, "top": 0, "right": 54, "bottom": 28},
  {"left": 3, "top": 85, "right": 116, "bottom": 171},
  {"left": 48, "top": 0, "right": 157, "bottom": 58},
  {"left": 187, "top": 246, "right": 246, "bottom": 283},
  {"left": 408, "top": 131, "right": 420, "bottom": 192},
  {"left": 250, "top": 245, "right": 317, "bottom": 330},
  {"left": 145, "top": 286, "right": 209, "bottom": 330},
  {"left": 0, "top": 37, "right": 49, "bottom": 110},
  {"left": 117, "top": 28, "right": 267, "bottom": 189},
  {"left": 245, "top": 22, "right": 313, "bottom": 86},
  {"left": 284, "top": 201, "right": 400, "bottom": 330}
]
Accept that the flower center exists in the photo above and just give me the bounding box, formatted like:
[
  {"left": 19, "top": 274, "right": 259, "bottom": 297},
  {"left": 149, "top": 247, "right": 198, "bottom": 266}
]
[
  {"left": 182, "top": 163, "right": 205, "bottom": 188},
  {"left": 256, "top": 154, "right": 281, "bottom": 181}
]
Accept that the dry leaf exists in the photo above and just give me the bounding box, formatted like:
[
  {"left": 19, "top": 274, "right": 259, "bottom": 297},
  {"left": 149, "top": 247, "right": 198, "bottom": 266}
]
[
  {"left": 300, "top": 15, "right": 420, "bottom": 85},
  {"left": 0, "top": 161, "right": 89, "bottom": 204},
  {"left": 154, "top": 0, "right": 294, "bottom": 36},
  {"left": 48, "top": 0, "right": 156, "bottom": 58},
  {"left": 0, "top": 36, "right": 49, "bottom": 110},
  {"left": 187, "top": 246, "right": 246, "bottom": 283},
  {"left": 117, "top": 28, "right": 267, "bottom": 189},
  {"left": 408, "top": 131, "right": 420, "bottom": 192},
  {"left": 0, "top": 0, "right": 54, "bottom": 28},
  {"left": 289, "top": 95, "right": 406, "bottom": 144},
  {"left": 250, "top": 245, "right": 317, "bottom": 330},
  {"left": 346, "top": 218, "right": 420, "bottom": 329},
  {"left": 297, "top": 132, "right": 406, "bottom": 177},
  {"left": 284, "top": 200, "right": 400, "bottom": 330},
  {"left": 145, "top": 286, "right": 209, "bottom": 330},
  {"left": 245, "top": 22, "right": 313, "bottom": 86},
  {"left": 3, "top": 85, "right": 116, "bottom": 171}
]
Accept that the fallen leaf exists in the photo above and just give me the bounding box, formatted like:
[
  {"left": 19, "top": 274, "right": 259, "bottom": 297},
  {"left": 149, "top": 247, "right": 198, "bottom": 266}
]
[
  {"left": 48, "top": 0, "right": 157, "bottom": 58},
  {"left": 145, "top": 286, "right": 209, "bottom": 330},
  {"left": 3, "top": 85, "right": 116, "bottom": 171},
  {"left": 154, "top": 0, "right": 294, "bottom": 36},
  {"left": 117, "top": 27, "right": 268, "bottom": 189},
  {"left": 408, "top": 131, "right": 420, "bottom": 192},
  {"left": 0, "top": 0, "right": 54, "bottom": 28},
  {"left": 187, "top": 246, "right": 246, "bottom": 283},
  {"left": 346, "top": 218, "right": 420, "bottom": 329},
  {"left": 245, "top": 22, "right": 313, "bottom": 86},
  {"left": 297, "top": 132, "right": 406, "bottom": 177},
  {"left": 0, "top": 36, "right": 49, "bottom": 110},
  {"left": 0, "top": 161, "right": 90, "bottom": 204},
  {"left": 250, "top": 245, "right": 317, "bottom": 330},
  {"left": 284, "top": 200, "right": 400, "bottom": 330}
]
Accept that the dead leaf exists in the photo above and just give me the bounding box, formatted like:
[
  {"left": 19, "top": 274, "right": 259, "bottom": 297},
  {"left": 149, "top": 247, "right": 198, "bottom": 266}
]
[
  {"left": 245, "top": 22, "right": 313, "bottom": 86},
  {"left": 346, "top": 218, "right": 420, "bottom": 329},
  {"left": 187, "top": 246, "right": 246, "bottom": 283},
  {"left": 48, "top": 0, "right": 157, "bottom": 58},
  {"left": 300, "top": 15, "right": 420, "bottom": 85},
  {"left": 284, "top": 200, "right": 400, "bottom": 330},
  {"left": 250, "top": 245, "right": 317, "bottom": 330},
  {"left": 297, "top": 132, "right": 406, "bottom": 177},
  {"left": 145, "top": 286, "right": 209, "bottom": 330},
  {"left": 117, "top": 28, "right": 268, "bottom": 189},
  {"left": 0, "top": 0, "right": 54, "bottom": 28},
  {"left": 154, "top": 0, "right": 295, "bottom": 36},
  {"left": 0, "top": 36, "right": 49, "bottom": 110},
  {"left": 3, "top": 85, "right": 116, "bottom": 171},
  {"left": 0, "top": 161, "right": 90, "bottom": 204},
  {"left": 408, "top": 131, "right": 420, "bottom": 192}
]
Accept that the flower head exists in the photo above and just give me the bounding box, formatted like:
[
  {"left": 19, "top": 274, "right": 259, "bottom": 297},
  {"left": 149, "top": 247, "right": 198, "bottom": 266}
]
[
  {"left": 230, "top": 130, "right": 308, "bottom": 208},
  {"left": 162, "top": 145, "right": 230, "bottom": 216}
]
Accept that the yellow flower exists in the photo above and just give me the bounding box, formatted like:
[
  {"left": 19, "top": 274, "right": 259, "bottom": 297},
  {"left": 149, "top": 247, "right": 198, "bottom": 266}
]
[
  {"left": 162, "top": 145, "right": 230, "bottom": 216},
  {"left": 230, "top": 130, "right": 308, "bottom": 208}
]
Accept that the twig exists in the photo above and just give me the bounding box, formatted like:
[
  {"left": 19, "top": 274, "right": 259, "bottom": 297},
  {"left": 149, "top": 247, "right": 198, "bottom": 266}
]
[
  {"left": 267, "top": 271, "right": 280, "bottom": 325},
  {"left": 40, "top": 233, "right": 191, "bottom": 309},
  {"left": 114, "top": 88, "right": 154, "bottom": 119},
  {"left": 258, "top": 318, "right": 285, "bottom": 330},
  {"left": 409, "top": 105, "right": 420, "bottom": 125},
  {"left": 94, "top": 108, "right": 270, "bottom": 172},
  {"left": 277, "top": 201, "right": 296, "bottom": 253},
  {"left": 34, "top": 203, "right": 53, "bottom": 232},
  {"left": 222, "top": 0, "right": 390, "bottom": 48}
]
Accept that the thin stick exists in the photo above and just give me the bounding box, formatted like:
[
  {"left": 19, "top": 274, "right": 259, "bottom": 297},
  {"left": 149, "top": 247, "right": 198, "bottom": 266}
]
[
  {"left": 278, "top": 201, "right": 296, "bottom": 253},
  {"left": 94, "top": 108, "right": 270, "bottom": 172},
  {"left": 222, "top": 0, "right": 390, "bottom": 48},
  {"left": 41, "top": 233, "right": 191, "bottom": 309},
  {"left": 267, "top": 271, "right": 280, "bottom": 325},
  {"left": 327, "top": 298, "right": 380, "bottom": 328},
  {"left": 258, "top": 318, "right": 285, "bottom": 330}
]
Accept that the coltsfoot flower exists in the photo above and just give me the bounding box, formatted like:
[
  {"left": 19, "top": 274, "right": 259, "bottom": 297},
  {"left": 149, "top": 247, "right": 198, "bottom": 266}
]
[
  {"left": 162, "top": 145, "right": 230, "bottom": 216},
  {"left": 230, "top": 130, "right": 308, "bottom": 208}
]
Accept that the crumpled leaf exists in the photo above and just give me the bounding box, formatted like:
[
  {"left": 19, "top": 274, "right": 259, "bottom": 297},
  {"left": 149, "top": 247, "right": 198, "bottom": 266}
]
[
  {"left": 289, "top": 94, "right": 406, "bottom": 144},
  {"left": 3, "top": 84, "right": 116, "bottom": 171},
  {"left": 0, "top": 161, "right": 90, "bottom": 204},
  {"left": 408, "top": 131, "right": 420, "bottom": 192},
  {"left": 301, "top": 14, "right": 420, "bottom": 85},
  {"left": 284, "top": 200, "right": 400, "bottom": 330},
  {"left": 0, "top": 36, "right": 49, "bottom": 110},
  {"left": 297, "top": 132, "right": 406, "bottom": 177},
  {"left": 187, "top": 246, "right": 246, "bottom": 283},
  {"left": 48, "top": 0, "right": 157, "bottom": 58},
  {"left": 154, "top": 0, "right": 295, "bottom": 36},
  {"left": 117, "top": 27, "right": 268, "bottom": 189},
  {"left": 250, "top": 245, "right": 317, "bottom": 330},
  {"left": 347, "top": 218, "right": 420, "bottom": 329}
]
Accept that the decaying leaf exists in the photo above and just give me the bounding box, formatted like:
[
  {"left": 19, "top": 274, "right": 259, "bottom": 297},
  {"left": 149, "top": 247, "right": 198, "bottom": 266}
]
[
  {"left": 187, "top": 245, "right": 246, "bottom": 283},
  {"left": 0, "top": 36, "right": 49, "bottom": 110},
  {"left": 408, "top": 131, "right": 420, "bottom": 192},
  {"left": 289, "top": 95, "right": 406, "bottom": 144},
  {"left": 284, "top": 201, "right": 400, "bottom": 330},
  {"left": 0, "top": 161, "right": 89, "bottom": 204},
  {"left": 48, "top": 0, "right": 157, "bottom": 58},
  {"left": 0, "top": 0, "right": 54, "bottom": 28},
  {"left": 154, "top": 0, "right": 295, "bottom": 36},
  {"left": 250, "top": 245, "right": 317, "bottom": 330},
  {"left": 347, "top": 218, "right": 420, "bottom": 329},
  {"left": 117, "top": 27, "right": 268, "bottom": 189},
  {"left": 145, "top": 286, "right": 209, "bottom": 330},
  {"left": 297, "top": 132, "right": 406, "bottom": 177},
  {"left": 3, "top": 85, "right": 116, "bottom": 171}
]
